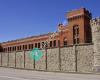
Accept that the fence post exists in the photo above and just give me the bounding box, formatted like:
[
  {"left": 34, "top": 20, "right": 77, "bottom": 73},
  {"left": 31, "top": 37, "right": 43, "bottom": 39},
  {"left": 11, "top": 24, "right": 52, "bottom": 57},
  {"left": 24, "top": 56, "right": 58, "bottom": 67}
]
[
  {"left": 74, "top": 45, "right": 78, "bottom": 72},
  {"left": 34, "top": 51, "right": 35, "bottom": 69},
  {"left": 1, "top": 52, "right": 2, "bottom": 66},
  {"left": 45, "top": 48, "right": 47, "bottom": 70},
  {"left": 7, "top": 53, "right": 9, "bottom": 67},
  {"left": 15, "top": 52, "right": 16, "bottom": 68},
  {"left": 58, "top": 40, "right": 61, "bottom": 71},
  {"left": 24, "top": 51, "right": 25, "bottom": 68}
]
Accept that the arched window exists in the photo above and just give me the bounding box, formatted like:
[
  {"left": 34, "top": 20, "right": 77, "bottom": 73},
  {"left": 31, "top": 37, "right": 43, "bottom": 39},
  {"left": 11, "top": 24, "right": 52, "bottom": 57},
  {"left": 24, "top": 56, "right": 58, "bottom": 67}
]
[{"left": 73, "top": 25, "right": 79, "bottom": 44}]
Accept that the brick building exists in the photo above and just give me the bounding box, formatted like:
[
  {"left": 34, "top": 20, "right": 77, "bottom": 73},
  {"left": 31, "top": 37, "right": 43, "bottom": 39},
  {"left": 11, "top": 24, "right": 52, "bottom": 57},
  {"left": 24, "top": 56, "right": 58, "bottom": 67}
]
[{"left": 0, "top": 8, "right": 92, "bottom": 52}]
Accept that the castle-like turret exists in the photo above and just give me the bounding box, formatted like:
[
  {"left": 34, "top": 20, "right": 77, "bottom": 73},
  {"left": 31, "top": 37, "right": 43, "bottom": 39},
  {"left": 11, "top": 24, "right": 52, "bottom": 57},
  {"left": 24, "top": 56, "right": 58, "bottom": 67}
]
[{"left": 91, "top": 17, "right": 100, "bottom": 72}]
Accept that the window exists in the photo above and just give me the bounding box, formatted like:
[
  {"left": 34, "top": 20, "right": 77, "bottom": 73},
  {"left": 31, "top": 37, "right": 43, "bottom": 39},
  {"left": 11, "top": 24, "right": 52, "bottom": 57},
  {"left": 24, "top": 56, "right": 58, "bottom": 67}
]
[
  {"left": 38, "top": 43, "right": 40, "bottom": 48},
  {"left": 73, "top": 25, "right": 79, "bottom": 44},
  {"left": 11, "top": 47, "right": 12, "bottom": 51},
  {"left": 23, "top": 45, "right": 24, "bottom": 50},
  {"left": 63, "top": 38, "right": 67, "bottom": 47},
  {"left": 17, "top": 46, "right": 19, "bottom": 51},
  {"left": 35, "top": 43, "right": 37, "bottom": 48},
  {"left": 77, "top": 28, "right": 79, "bottom": 34},
  {"left": 25, "top": 45, "right": 27, "bottom": 50},
  {"left": 64, "top": 41, "right": 67, "bottom": 46},
  {"left": 50, "top": 41, "right": 52, "bottom": 47},
  {"left": 29, "top": 44, "right": 34, "bottom": 49},
  {"left": 23, "top": 45, "right": 27, "bottom": 50},
  {"left": 31, "top": 44, "right": 34, "bottom": 49},
  {"left": 5, "top": 48, "right": 7, "bottom": 52},
  {"left": 19, "top": 46, "right": 21, "bottom": 50},
  {"left": 12, "top": 47, "right": 14, "bottom": 51},
  {"left": 42, "top": 42, "right": 44, "bottom": 48},
  {"left": 29, "top": 44, "right": 31, "bottom": 49},
  {"left": 17, "top": 46, "right": 21, "bottom": 51},
  {"left": 73, "top": 25, "right": 79, "bottom": 35},
  {"left": 53, "top": 40, "right": 56, "bottom": 47},
  {"left": 77, "top": 38, "right": 79, "bottom": 44},
  {"left": 3, "top": 48, "right": 6, "bottom": 52},
  {"left": 8, "top": 47, "right": 10, "bottom": 52},
  {"left": 14, "top": 46, "right": 16, "bottom": 51},
  {"left": 74, "top": 39, "right": 76, "bottom": 44},
  {"left": 9, "top": 47, "right": 11, "bottom": 52},
  {"left": 13, "top": 46, "right": 16, "bottom": 51},
  {"left": 46, "top": 41, "right": 48, "bottom": 47}
]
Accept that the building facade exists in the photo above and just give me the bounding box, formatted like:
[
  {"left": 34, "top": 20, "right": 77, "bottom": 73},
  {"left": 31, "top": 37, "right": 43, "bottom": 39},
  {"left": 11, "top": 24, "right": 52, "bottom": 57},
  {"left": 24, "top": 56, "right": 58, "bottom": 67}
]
[
  {"left": 0, "top": 8, "right": 100, "bottom": 73},
  {"left": 0, "top": 8, "right": 92, "bottom": 52}
]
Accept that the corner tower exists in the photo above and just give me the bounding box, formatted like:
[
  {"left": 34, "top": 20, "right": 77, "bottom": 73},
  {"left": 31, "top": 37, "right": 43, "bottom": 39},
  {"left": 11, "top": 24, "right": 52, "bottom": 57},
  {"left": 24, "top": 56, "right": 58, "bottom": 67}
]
[
  {"left": 67, "top": 8, "right": 92, "bottom": 44},
  {"left": 91, "top": 18, "right": 100, "bottom": 72}
]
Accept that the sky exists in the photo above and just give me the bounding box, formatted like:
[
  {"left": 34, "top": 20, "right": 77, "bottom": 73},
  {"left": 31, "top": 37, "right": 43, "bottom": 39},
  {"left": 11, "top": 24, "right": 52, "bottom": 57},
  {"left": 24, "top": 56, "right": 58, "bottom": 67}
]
[{"left": 0, "top": 0, "right": 100, "bottom": 42}]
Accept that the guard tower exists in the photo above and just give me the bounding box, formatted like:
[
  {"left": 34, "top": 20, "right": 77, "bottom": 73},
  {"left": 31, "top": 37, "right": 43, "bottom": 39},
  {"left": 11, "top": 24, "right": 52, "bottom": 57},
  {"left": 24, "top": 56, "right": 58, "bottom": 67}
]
[
  {"left": 91, "top": 18, "right": 100, "bottom": 72},
  {"left": 67, "top": 8, "right": 92, "bottom": 44}
]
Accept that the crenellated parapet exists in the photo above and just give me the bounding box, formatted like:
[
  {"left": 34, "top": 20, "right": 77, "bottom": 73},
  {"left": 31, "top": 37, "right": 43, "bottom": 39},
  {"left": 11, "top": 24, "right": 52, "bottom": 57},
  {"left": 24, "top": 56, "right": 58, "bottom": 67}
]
[
  {"left": 91, "top": 17, "right": 100, "bottom": 26},
  {"left": 91, "top": 17, "right": 100, "bottom": 42}
]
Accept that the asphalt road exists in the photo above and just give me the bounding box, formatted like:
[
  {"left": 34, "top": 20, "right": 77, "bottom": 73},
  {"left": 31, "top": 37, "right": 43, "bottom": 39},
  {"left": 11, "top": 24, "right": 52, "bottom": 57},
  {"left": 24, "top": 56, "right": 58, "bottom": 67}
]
[{"left": 0, "top": 67, "right": 100, "bottom": 80}]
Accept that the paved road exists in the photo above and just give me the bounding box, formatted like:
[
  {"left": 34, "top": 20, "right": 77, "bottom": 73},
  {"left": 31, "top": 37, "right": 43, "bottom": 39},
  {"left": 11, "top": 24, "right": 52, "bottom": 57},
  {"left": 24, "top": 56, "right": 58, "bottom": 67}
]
[{"left": 0, "top": 67, "right": 100, "bottom": 80}]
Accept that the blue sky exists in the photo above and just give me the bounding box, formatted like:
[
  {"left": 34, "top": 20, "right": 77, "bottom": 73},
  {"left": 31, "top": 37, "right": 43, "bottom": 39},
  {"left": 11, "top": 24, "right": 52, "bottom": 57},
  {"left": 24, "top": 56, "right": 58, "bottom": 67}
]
[{"left": 0, "top": 0, "right": 100, "bottom": 42}]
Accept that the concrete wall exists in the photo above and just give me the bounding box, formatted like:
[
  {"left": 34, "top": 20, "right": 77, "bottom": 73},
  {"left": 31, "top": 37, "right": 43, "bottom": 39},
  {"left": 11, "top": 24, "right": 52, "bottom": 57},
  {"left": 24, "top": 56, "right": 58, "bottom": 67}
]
[{"left": 0, "top": 44, "right": 96, "bottom": 73}]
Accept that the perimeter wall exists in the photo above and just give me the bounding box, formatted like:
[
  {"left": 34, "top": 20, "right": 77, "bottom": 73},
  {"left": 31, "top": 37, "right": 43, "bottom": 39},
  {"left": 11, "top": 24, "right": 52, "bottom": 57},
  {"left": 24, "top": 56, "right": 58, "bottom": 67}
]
[{"left": 0, "top": 44, "right": 95, "bottom": 73}]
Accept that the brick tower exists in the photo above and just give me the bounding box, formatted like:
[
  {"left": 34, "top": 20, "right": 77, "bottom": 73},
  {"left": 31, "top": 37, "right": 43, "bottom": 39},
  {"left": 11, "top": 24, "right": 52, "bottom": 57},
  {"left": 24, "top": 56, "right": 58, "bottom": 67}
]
[{"left": 67, "top": 8, "right": 92, "bottom": 44}]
